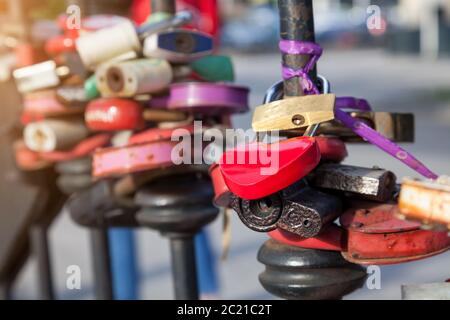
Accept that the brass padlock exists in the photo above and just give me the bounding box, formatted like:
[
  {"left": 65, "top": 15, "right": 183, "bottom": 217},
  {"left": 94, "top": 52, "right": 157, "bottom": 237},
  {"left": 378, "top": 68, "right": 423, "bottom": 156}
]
[
  {"left": 252, "top": 94, "right": 336, "bottom": 132},
  {"left": 311, "top": 164, "right": 397, "bottom": 202},
  {"left": 398, "top": 177, "right": 450, "bottom": 230},
  {"left": 290, "top": 112, "right": 415, "bottom": 143}
]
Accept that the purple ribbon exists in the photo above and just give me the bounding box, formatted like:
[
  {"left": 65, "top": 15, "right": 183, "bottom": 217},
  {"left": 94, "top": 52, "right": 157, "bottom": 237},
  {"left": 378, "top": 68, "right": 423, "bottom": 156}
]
[
  {"left": 279, "top": 40, "right": 438, "bottom": 180},
  {"left": 336, "top": 97, "right": 372, "bottom": 112},
  {"left": 280, "top": 40, "right": 322, "bottom": 95}
]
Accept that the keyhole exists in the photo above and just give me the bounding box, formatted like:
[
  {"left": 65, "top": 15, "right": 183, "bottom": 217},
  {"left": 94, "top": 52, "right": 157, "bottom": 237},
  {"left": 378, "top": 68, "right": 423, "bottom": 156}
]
[
  {"left": 292, "top": 114, "right": 306, "bottom": 126},
  {"left": 258, "top": 198, "right": 273, "bottom": 212}
]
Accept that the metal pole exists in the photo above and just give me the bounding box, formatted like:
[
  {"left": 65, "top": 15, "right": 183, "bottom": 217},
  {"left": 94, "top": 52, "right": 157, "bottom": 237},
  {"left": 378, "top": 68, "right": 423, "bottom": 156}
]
[
  {"left": 90, "top": 228, "right": 114, "bottom": 300},
  {"left": 151, "top": 0, "right": 176, "bottom": 14},
  {"left": 278, "top": 0, "right": 316, "bottom": 97},
  {"left": 30, "top": 224, "right": 54, "bottom": 300},
  {"left": 170, "top": 236, "right": 199, "bottom": 300},
  {"left": 149, "top": 0, "right": 218, "bottom": 300},
  {"left": 0, "top": 282, "right": 12, "bottom": 300}
]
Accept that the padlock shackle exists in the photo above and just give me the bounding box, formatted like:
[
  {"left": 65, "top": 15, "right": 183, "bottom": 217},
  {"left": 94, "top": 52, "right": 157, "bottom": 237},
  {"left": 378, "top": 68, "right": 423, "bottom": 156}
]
[
  {"left": 278, "top": 0, "right": 317, "bottom": 97},
  {"left": 137, "top": 11, "right": 194, "bottom": 40}
]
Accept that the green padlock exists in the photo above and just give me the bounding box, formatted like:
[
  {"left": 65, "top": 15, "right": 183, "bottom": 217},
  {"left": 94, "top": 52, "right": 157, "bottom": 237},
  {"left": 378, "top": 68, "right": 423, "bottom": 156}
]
[
  {"left": 191, "top": 55, "right": 235, "bottom": 82},
  {"left": 84, "top": 74, "right": 99, "bottom": 100}
]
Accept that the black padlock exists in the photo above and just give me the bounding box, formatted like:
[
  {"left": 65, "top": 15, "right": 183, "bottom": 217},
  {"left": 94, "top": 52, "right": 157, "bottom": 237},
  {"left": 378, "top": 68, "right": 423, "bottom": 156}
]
[
  {"left": 231, "top": 180, "right": 343, "bottom": 238},
  {"left": 311, "top": 163, "right": 397, "bottom": 202}
]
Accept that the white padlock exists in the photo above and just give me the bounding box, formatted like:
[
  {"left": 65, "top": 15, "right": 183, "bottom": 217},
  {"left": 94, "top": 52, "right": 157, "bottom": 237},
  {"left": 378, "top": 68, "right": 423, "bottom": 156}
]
[
  {"left": 13, "top": 61, "right": 69, "bottom": 94},
  {"left": 96, "top": 58, "right": 173, "bottom": 98},
  {"left": 76, "top": 20, "right": 141, "bottom": 70},
  {"left": 24, "top": 119, "right": 89, "bottom": 152}
]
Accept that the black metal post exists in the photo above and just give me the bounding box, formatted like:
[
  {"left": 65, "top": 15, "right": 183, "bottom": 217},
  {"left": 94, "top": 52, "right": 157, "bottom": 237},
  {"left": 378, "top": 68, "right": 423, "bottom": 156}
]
[
  {"left": 170, "top": 236, "right": 199, "bottom": 300},
  {"left": 90, "top": 228, "right": 114, "bottom": 300},
  {"left": 278, "top": 0, "right": 316, "bottom": 97},
  {"left": 151, "top": 0, "right": 176, "bottom": 14},
  {"left": 0, "top": 282, "right": 12, "bottom": 300},
  {"left": 30, "top": 224, "right": 54, "bottom": 300},
  {"left": 135, "top": 173, "right": 219, "bottom": 300}
]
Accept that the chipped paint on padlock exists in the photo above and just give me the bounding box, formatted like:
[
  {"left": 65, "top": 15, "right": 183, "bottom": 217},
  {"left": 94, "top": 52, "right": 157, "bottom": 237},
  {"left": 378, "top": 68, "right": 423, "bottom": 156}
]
[
  {"left": 127, "top": 125, "right": 195, "bottom": 145},
  {"left": 311, "top": 163, "right": 397, "bottom": 202},
  {"left": 92, "top": 140, "right": 180, "bottom": 178},
  {"left": 340, "top": 202, "right": 450, "bottom": 265},
  {"left": 168, "top": 83, "right": 250, "bottom": 115},
  {"left": 24, "top": 119, "right": 90, "bottom": 153},
  {"left": 220, "top": 136, "right": 321, "bottom": 200},
  {"left": 268, "top": 225, "right": 344, "bottom": 251},
  {"left": 143, "top": 29, "right": 213, "bottom": 63},
  {"left": 96, "top": 59, "right": 173, "bottom": 98},
  {"left": 398, "top": 178, "right": 450, "bottom": 230},
  {"left": 93, "top": 127, "right": 198, "bottom": 178},
  {"left": 85, "top": 98, "right": 144, "bottom": 131},
  {"left": 252, "top": 94, "right": 336, "bottom": 132}
]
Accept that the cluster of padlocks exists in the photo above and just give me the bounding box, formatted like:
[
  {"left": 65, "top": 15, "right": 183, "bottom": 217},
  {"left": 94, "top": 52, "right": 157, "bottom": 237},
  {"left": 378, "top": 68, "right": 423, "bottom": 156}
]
[
  {"left": 209, "top": 0, "right": 450, "bottom": 300},
  {"left": 1, "top": 0, "right": 449, "bottom": 301},
  {"left": 9, "top": 1, "right": 249, "bottom": 300}
]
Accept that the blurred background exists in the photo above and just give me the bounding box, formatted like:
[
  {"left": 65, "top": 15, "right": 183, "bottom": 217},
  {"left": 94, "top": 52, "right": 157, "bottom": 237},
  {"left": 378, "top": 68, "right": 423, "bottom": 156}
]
[{"left": 1, "top": 0, "right": 449, "bottom": 300}]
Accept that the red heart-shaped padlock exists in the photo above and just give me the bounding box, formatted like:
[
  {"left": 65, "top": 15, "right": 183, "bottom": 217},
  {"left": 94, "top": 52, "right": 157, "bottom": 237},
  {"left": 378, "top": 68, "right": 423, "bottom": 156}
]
[
  {"left": 86, "top": 98, "right": 144, "bottom": 132},
  {"left": 219, "top": 137, "right": 321, "bottom": 200}
]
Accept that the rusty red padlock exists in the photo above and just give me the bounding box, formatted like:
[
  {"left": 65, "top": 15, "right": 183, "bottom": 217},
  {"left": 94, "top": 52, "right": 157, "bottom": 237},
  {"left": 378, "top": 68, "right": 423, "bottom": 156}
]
[
  {"left": 128, "top": 125, "right": 195, "bottom": 145},
  {"left": 93, "top": 127, "right": 195, "bottom": 178},
  {"left": 219, "top": 136, "right": 321, "bottom": 200},
  {"left": 340, "top": 202, "right": 450, "bottom": 265}
]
